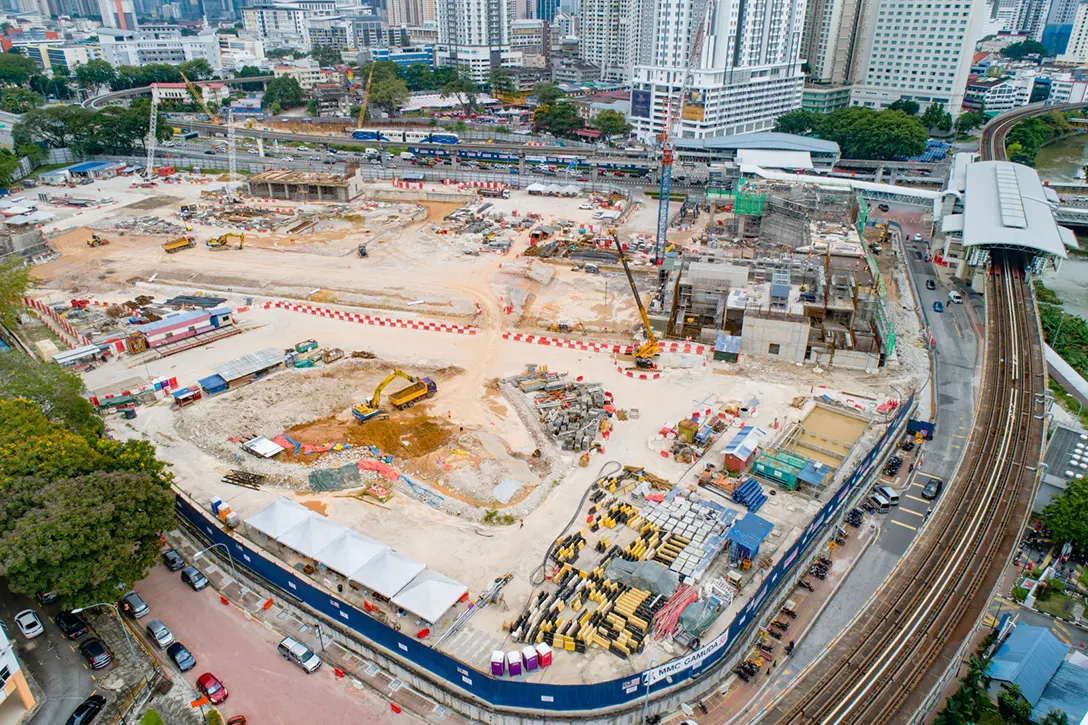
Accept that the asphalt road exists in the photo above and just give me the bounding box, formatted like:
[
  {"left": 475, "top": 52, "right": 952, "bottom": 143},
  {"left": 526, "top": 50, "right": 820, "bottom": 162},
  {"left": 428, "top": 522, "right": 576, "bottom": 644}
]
[
  {"left": 0, "top": 584, "right": 96, "bottom": 725},
  {"left": 137, "top": 564, "right": 405, "bottom": 724}
]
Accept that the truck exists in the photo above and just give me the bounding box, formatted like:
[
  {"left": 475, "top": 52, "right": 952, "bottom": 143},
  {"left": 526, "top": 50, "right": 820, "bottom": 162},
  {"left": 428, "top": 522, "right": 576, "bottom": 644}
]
[
  {"left": 478, "top": 188, "right": 510, "bottom": 199},
  {"left": 162, "top": 235, "right": 196, "bottom": 253},
  {"left": 388, "top": 378, "right": 437, "bottom": 409}
]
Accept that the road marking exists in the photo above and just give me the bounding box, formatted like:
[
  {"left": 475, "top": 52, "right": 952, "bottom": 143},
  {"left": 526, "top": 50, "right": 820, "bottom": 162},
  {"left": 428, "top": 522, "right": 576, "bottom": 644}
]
[
  {"left": 899, "top": 508, "right": 927, "bottom": 518},
  {"left": 1053, "top": 629, "right": 1072, "bottom": 645},
  {"left": 905, "top": 494, "right": 929, "bottom": 504},
  {"left": 914, "top": 473, "right": 942, "bottom": 482},
  {"left": 890, "top": 520, "right": 918, "bottom": 531},
  {"left": 952, "top": 434, "right": 968, "bottom": 440}
]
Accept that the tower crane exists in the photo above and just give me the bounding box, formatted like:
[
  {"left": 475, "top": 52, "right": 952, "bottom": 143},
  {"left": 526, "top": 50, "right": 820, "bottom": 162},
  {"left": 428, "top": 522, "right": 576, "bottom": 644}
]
[
  {"left": 144, "top": 85, "right": 159, "bottom": 181},
  {"left": 653, "top": 0, "right": 717, "bottom": 268}
]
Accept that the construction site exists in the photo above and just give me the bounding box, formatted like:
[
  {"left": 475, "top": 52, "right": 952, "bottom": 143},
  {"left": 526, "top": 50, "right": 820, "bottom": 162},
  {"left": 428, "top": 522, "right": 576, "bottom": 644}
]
[{"left": 6, "top": 132, "right": 933, "bottom": 687}]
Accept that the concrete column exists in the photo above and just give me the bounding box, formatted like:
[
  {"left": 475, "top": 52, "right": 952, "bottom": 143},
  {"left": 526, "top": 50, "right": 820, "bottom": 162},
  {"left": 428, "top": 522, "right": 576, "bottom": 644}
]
[
  {"left": 518, "top": 153, "right": 526, "bottom": 176},
  {"left": 317, "top": 185, "right": 322, "bottom": 201},
  {"left": 875, "top": 165, "right": 884, "bottom": 183},
  {"left": 266, "top": 182, "right": 273, "bottom": 197},
  {"left": 257, "top": 138, "right": 265, "bottom": 156},
  {"left": 273, "top": 139, "right": 280, "bottom": 153},
  {"left": 451, "top": 149, "right": 459, "bottom": 170}
]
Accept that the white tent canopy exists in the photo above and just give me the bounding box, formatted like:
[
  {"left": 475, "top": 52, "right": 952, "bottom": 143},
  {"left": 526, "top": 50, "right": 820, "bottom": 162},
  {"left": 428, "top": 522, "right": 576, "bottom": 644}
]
[
  {"left": 350, "top": 549, "right": 425, "bottom": 598},
  {"left": 391, "top": 568, "right": 468, "bottom": 624},
  {"left": 246, "top": 498, "right": 313, "bottom": 540},
  {"left": 277, "top": 514, "right": 347, "bottom": 560},
  {"left": 315, "top": 529, "right": 388, "bottom": 578}
]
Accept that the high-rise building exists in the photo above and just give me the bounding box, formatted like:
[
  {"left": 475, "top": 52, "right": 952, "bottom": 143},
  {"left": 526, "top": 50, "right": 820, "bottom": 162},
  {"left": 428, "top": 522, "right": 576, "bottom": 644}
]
[
  {"left": 389, "top": 0, "right": 433, "bottom": 26},
  {"left": 800, "top": 0, "right": 867, "bottom": 84},
  {"left": 848, "top": 0, "right": 985, "bottom": 114},
  {"left": 434, "top": 0, "right": 520, "bottom": 82},
  {"left": 577, "top": 0, "right": 641, "bottom": 82},
  {"left": 1059, "top": 1, "right": 1088, "bottom": 61},
  {"left": 629, "top": 0, "right": 806, "bottom": 140},
  {"left": 242, "top": 1, "right": 336, "bottom": 50},
  {"left": 535, "top": 0, "right": 555, "bottom": 20},
  {"left": 1013, "top": 0, "right": 1049, "bottom": 39},
  {"left": 1042, "top": 0, "right": 1082, "bottom": 54},
  {"left": 97, "top": 0, "right": 137, "bottom": 28}
]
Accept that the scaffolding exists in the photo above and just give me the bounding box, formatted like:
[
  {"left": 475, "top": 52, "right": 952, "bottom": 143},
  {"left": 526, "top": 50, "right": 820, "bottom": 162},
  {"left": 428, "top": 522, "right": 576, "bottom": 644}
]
[{"left": 735, "top": 190, "right": 768, "bottom": 216}]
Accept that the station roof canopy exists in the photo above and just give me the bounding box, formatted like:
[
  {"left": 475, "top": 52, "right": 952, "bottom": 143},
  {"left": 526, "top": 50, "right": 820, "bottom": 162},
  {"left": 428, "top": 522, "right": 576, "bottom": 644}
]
[
  {"left": 736, "top": 149, "right": 813, "bottom": 171},
  {"left": 962, "top": 161, "right": 1069, "bottom": 259},
  {"left": 246, "top": 497, "right": 313, "bottom": 540},
  {"left": 350, "top": 549, "right": 426, "bottom": 598},
  {"left": 675, "top": 132, "right": 840, "bottom": 155},
  {"left": 391, "top": 569, "right": 468, "bottom": 624}
]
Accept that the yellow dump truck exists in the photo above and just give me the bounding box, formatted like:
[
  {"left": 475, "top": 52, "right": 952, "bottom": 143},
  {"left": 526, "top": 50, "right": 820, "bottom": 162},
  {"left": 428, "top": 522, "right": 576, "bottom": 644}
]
[
  {"left": 388, "top": 378, "right": 437, "bottom": 409},
  {"left": 162, "top": 235, "right": 196, "bottom": 253}
]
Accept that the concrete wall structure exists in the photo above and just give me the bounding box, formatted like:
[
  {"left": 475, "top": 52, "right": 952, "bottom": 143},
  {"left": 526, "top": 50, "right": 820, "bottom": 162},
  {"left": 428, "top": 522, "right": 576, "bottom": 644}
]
[{"left": 740, "top": 312, "right": 809, "bottom": 362}]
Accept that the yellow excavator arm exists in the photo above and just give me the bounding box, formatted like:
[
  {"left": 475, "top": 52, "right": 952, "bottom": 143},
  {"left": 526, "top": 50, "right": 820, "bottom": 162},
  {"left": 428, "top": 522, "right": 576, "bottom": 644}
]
[
  {"left": 368, "top": 369, "right": 417, "bottom": 409},
  {"left": 615, "top": 241, "right": 660, "bottom": 366}
]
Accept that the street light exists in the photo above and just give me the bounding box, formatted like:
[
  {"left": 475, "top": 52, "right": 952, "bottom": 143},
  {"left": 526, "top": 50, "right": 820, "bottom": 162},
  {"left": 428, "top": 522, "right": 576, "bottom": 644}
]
[
  {"left": 71, "top": 602, "right": 137, "bottom": 664},
  {"left": 192, "top": 542, "right": 240, "bottom": 584},
  {"left": 640, "top": 660, "right": 658, "bottom": 725}
]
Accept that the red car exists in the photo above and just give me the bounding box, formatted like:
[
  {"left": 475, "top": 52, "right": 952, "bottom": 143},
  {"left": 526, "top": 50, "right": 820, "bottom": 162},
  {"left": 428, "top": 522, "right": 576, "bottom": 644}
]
[{"left": 197, "top": 672, "right": 229, "bottom": 704}]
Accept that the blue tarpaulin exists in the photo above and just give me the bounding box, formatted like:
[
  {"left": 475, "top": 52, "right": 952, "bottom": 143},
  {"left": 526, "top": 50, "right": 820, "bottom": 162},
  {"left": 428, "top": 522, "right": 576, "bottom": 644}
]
[
  {"left": 727, "top": 513, "right": 774, "bottom": 560},
  {"left": 198, "top": 374, "right": 228, "bottom": 395}
]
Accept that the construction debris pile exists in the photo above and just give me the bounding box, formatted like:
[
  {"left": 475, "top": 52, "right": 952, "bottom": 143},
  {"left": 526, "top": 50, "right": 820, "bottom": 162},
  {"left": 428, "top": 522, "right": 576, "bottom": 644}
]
[
  {"left": 504, "top": 364, "right": 615, "bottom": 453},
  {"left": 669, "top": 415, "right": 730, "bottom": 464},
  {"left": 91, "top": 215, "right": 187, "bottom": 235},
  {"left": 178, "top": 203, "right": 301, "bottom": 232}
]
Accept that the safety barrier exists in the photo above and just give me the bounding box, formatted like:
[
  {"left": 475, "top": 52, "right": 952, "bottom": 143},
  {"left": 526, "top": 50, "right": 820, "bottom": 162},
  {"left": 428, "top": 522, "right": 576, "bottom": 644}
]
[
  {"left": 262, "top": 300, "right": 478, "bottom": 335},
  {"left": 501, "top": 331, "right": 706, "bottom": 357},
  {"left": 174, "top": 392, "right": 916, "bottom": 715},
  {"left": 22, "top": 297, "right": 92, "bottom": 348}
]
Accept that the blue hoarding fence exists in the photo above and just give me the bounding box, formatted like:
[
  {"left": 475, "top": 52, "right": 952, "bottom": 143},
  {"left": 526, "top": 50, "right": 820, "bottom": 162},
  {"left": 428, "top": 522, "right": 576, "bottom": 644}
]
[{"left": 174, "top": 391, "right": 915, "bottom": 714}]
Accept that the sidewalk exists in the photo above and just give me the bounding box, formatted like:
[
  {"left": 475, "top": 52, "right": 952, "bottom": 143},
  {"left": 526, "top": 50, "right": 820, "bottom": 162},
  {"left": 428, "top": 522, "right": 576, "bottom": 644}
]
[{"left": 165, "top": 531, "right": 473, "bottom": 725}]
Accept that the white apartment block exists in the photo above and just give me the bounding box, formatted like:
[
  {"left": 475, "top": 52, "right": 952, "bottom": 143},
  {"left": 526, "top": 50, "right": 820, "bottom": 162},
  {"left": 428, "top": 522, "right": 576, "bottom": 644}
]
[
  {"left": 98, "top": 27, "right": 223, "bottom": 70},
  {"left": 1059, "top": 2, "right": 1088, "bottom": 63},
  {"left": 849, "top": 0, "right": 985, "bottom": 115},
  {"left": 219, "top": 35, "right": 266, "bottom": 69},
  {"left": 150, "top": 81, "right": 230, "bottom": 105},
  {"left": 1048, "top": 72, "right": 1088, "bottom": 103},
  {"left": 629, "top": 0, "right": 806, "bottom": 141},
  {"left": 979, "top": 73, "right": 1035, "bottom": 112},
  {"left": 1013, "top": 0, "right": 1048, "bottom": 39},
  {"left": 243, "top": 2, "right": 337, "bottom": 50},
  {"left": 801, "top": 0, "right": 866, "bottom": 84},
  {"left": 273, "top": 60, "right": 345, "bottom": 88},
  {"left": 577, "top": 0, "right": 643, "bottom": 82},
  {"left": 434, "top": 0, "right": 520, "bottom": 83}
]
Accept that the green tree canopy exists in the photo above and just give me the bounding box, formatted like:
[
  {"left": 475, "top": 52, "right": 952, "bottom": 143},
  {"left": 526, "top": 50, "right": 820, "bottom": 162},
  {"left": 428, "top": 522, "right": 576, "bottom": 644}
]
[
  {"left": 439, "top": 69, "right": 478, "bottom": 114},
  {"left": 13, "top": 102, "right": 171, "bottom": 155},
  {"left": 0, "top": 353, "right": 103, "bottom": 439},
  {"left": 1041, "top": 709, "right": 1071, "bottom": 725},
  {"left": 921, "top": 102, "right": 952, "bottom": 132},
  {"left": 0, "top": 258, "right": 30, "bottom": 329},
  {"left": 773, "top": 107, "right": 925, "bottom": 159},
  {"left": 1003, "top": 40, "right": 1049, "bottom": 59},
  {"left": 178, "top": 58, "right": 215, "bottom": 81},
  {"left": 74, "top": 59, "right": 116, "bottom": 90},
  {"left": 0, "top": 87, "right": 43, "bottom": 114},
  {"left": 404, "top": 63, "right": 433, "bottom": 91},
  {"left": 532, "top": 101, "right": 585, "bottom": 138},
  {"left": 488, "top": 67, "right": 515, "bottom": 96},
  {"left": 263, "top": 75, "right": 305, "bottom": 109},
  {"left": 955, "top": 111, "right": 986, "bottom": 135},
  {"left": 267, "top": 47, "right": 305, "bottom": 60},
  {"left": 593, "top": 109, "right": 631, "bottom": 137},
  {"left": 532, "top": 82, "right": 561, "bottom": 106},
  {"left": 0, "top": 53, "right": 40, "bottom": 86},
  {"left": 998, "top": 685, "right": 1034, "bottom": 724},
  {"left": 369, "top": 73, "right": 409, "bottom": 116},
  {"left": 773, "top": 109, "right": 820, "bottom": 135},
  {"left": 887, "top": 99, "right": 919, "bottom": 116},
  {"left": 236, "top": 64, "right": 265, "bottom": 91},
  {"left": 1043, "top": 476, "right": 1088, "bottom": 551},
  {"left": 309, "top": 44, "right": 341, "bottom": 67}
]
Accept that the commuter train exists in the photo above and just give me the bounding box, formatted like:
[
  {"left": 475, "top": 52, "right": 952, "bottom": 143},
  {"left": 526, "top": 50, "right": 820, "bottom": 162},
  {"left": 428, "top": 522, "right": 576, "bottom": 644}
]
[
  {"left": 409, "top": 146, "right": 650, "bottom": 175},
  {"left": 350, "top": 128, "right": 461, "bottom": 144}
]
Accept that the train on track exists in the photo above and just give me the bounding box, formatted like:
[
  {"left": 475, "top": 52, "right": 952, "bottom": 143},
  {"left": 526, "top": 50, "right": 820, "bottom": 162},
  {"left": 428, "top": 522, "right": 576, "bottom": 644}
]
[
  {"left": 350, "top": 128, "right": 461, "bottom": 144},
  {"left": 409, "top": 146, "right": 652, "bottom": 175}
]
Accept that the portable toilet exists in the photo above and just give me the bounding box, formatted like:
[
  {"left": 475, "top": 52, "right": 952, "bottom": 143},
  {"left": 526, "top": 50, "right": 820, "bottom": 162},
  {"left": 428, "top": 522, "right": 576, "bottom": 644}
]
[
  {"left": 507, "top": 651, "right": 522, "bottom": 676},
  {"left": 522, "top": 645, "right": 539, "bottom": 671},
  {"left": 535, "top": 643, "right": 552, "bottom": 667},
  {"left": 490, "top": 651, "right": 505, "bottom": 676}
]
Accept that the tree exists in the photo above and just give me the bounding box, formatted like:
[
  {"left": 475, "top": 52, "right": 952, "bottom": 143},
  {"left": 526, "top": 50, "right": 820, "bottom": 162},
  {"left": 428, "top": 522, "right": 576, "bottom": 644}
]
[
  {"left": 1041, "top": 709, "right": 1071, "bottom": 725},
  {"left": 998, "top": 685, "right": 1034, "bottom": 724},
  {"left": 0, "top": 258, "right": 30, "bottom": 329},
  {"left": 262, "top": 75, "right": 304, "bottom": 109},
  {"left": 773, "top": 109, "right": 820, "bottom": 135},
  {"left": 0, "top": 53, "right": 39, "bottom": 87},
  {"left": 921, "top": 102, "right": 951, "bottom": 131},
  {"left": 1043, "top": 476, "right": 1088, "bottom": 551},
  {"left": 1003, "top": 40, "right": 1049, "bottom": 59},
  {"left": 439, "top": 69, "right": 478, "bottom": 114},
  {"left": 955, "top": 111, "right": 985, "bottom": 135},
  {"left": 237, "top": 65, "right": 265, "bottom": 92},
  {"left": 0, "top": 149, "right": 23, "bottom": 187},
  {"left": 404, "top": 63, "right": 433, "bottom": 92},
  {"left": 267, "top": 47, "right": 304, "bottom": 60},
  {"left": 269, "top": 101, "right": 282, "bottom": 116},
  {"left": 369, "top": 74, "right": 409, "bottom": 116},
  {"left": 488, "top": 67, "right": 515, "bottom": 97},
  {"left": 0, "top": 354, "right": 103, "bottom": 440},
  {"left": 532, "top": 101, "right": 585, "bottom": 138},
  {"left": 0, "top": 87, "right": 42, "bottom": 114},
  {"left": 887, "top": 99, "right": 919, "bottom": 116},
  {"left": 74, "top": 59, "right": 115, "bottom": 90},
  {"left": 593, "top": 109, "right": 631, "bottom": 137},
  {"left": 532, "top": 81, "right": 561, "bottom": 106},
  {"left": 309, "top": 44, "right": 342, "bottom": 67},
  {"left": 178, "top": 58, "right": 214, "bottom": 81},
  {"left": 432, "top": 66, "right": 457, "bottom": 88}
]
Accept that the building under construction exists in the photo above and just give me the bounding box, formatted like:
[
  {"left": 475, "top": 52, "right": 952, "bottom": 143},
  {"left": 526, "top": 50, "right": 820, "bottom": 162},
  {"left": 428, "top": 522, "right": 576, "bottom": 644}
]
[{"left": 247, "top": 167, "right": 364, "bottom": 203}]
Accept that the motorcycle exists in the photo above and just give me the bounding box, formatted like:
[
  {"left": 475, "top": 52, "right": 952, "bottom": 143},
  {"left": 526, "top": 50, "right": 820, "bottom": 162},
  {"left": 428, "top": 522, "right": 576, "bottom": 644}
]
[
  {"left": 798, "top": 579, "right": 815, "bottom": 591},
  {"left": 767, "top": 628, "right": 783, "bottom": 640}
]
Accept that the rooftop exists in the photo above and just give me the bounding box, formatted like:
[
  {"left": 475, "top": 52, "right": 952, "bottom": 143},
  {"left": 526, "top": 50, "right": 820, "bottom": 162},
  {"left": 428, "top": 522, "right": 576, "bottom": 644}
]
[
  {"left": 249, "top": 170, "right": 354, "bottom": 186},
  {"left": 989, "top": 623, "right": 1069, "bottom": 705},
  {"left": 675, "top": 132, "right": 840, "bottom": 155},
  {"left": 962, "top": 161, "right": 1070, "bottom": 259}
]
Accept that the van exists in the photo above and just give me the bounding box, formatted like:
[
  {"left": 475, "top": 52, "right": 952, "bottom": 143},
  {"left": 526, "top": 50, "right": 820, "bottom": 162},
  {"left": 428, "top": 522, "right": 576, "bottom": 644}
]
[
  {"left": 400, "top": 151, "right": 414, "bottom": 161},
  {"left": 278, "top": 636, "right": 322, "bottom": 673},
  {"left": 364, "top": 147, "right": 379, "bottom": 157},
  {"left": 947, "top": 290, "right": 964, "bottom": 304},
  {"left": 874, "top": 485, "right": 899, "bottom": 507},
  {"left": 868, "top": 492, "right": 891, "bottom": 514}
]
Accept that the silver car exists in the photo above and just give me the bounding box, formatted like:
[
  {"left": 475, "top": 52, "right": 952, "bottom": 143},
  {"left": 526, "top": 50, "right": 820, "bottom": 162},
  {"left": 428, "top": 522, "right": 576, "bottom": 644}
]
[{"left": 145, "top": 619, "right": 175, "bottom": 649}]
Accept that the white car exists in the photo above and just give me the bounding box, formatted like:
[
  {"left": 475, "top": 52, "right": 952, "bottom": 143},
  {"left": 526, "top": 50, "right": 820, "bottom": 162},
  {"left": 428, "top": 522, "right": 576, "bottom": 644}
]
[
  {"left": 579, "top": 203, "right": 594, "bottom": 210},
  {"left": 14, "top": 610, "right": 43, "bottom": 639}
]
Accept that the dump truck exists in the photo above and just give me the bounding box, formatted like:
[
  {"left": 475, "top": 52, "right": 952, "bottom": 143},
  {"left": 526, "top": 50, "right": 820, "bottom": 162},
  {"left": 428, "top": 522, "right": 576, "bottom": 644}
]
[
  {"left": 162, "top": 235, "right": 196, "bottom": 253},
  {"left": 478, "top": 188, "right": 510, "bottom": 199},
  {"left": 388, "top": 378, "right": 437, "bottom": 409},
  {"left": 353, "top": 369, "right": 438, "bottom": 421}
]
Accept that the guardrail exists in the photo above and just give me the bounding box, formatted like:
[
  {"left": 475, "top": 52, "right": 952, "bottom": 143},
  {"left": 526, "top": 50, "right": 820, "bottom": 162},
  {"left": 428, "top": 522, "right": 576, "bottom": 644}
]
[{"left": 173, "top": 391, "right": 915, "bottom": 718}]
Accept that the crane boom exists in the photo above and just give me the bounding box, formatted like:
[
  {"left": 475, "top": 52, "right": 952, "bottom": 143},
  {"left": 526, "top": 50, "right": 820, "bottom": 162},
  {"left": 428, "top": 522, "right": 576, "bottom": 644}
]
[
  {"left": 616, "top": 241, "right": 660, "bottom": 367},
  {"left": 179, "top": 70, "right": 219, "bottom": 125},
  {"left": 357, "top": 62, "right": 376, "bottom": 126}
]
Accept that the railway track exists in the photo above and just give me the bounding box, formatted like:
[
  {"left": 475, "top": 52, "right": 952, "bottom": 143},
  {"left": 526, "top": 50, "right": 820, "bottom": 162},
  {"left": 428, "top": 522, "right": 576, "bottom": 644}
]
[{"left": 758, "top": 108, "right": 1051, "bottom": 724}]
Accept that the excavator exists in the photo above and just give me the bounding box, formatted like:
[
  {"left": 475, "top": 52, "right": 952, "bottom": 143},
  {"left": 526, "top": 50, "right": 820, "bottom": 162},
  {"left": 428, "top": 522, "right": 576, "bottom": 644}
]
[
  {"left": 86, "top": 233, "right": 110, "bottom": 247},
  {"left": 206, "top": 232, "right": 244, "bottom": 250},
  {"left": 547, "top": 320, "right": 585, "bottom": 334},
  {"left": 352, "top": 369, "right": 437, "bottom": 421},
  {"left": 616, "top": 240, "right": 660, "bottom": 368}
]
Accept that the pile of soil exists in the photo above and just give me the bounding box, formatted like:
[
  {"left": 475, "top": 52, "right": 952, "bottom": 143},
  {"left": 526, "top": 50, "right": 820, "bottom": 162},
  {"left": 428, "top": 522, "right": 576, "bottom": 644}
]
[{"left": 284, "top": 411, "right": 454, "bottom": 459}]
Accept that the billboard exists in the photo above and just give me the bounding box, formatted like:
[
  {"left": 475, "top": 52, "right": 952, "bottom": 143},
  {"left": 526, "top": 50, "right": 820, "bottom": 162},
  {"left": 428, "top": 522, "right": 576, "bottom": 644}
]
[
  {"left": 681, "top": 90, "right": 705, "bottom": 122},
  {"left": 631, "top": 89, "right": 652, "bottom": 118}
]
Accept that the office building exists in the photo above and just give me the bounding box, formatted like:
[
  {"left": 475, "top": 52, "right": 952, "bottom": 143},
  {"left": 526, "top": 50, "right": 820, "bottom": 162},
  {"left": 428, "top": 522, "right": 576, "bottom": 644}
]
[
  {"left": 577, "top": 0, "right": 641, "bottom": 82},
  {"left": 99, "top": 27, "right": 222, "bottom": 69},
  {"left": 535, "top": 0, "right": 555, "bottom": 21},
  {"left": 273, "top": 58, "right": 345, "bottom": 88},
  {"left": 98, "top": 0, "right": 137, "bottom": 29},
  {"left": 510, "top": 17, "right": 547, "bottom": 55},
  {"left": 802, "top": 84, "right": 852, "bottom": 112},
  {"left": 629, "top": 0, "right": 806, "bottom": 140},
  {"left": 434, "top": 0, "right": 520, "bottom": 83},
  {"left": 308, "top": 16, "right": 356, "bottom": 47},
  {"left": 1042, "top": 0, "right": 1080, "bottom": 54},
  {"left": 362, "top": 44, "right": 434, "bottom": 67},
  {"left": 219, "top": 35, "right": 266, "bottom": 69},
  {"left": 848, "top": 0, "right": 986, "bottom": 115},
  {"left": 551, "top": 11, "right": 575, "bottom": 38},
  {"left": 24, "top": 43, "right": 98, "bottom": 72},
  {"left": 800, "top": 0, "right": 866, "bottom": 85},
  {"left": 242, "top": 1, "right": 337, "bottom": 50},
  {"left": 150, "top": 80, "right": 230, "bottom": 105}
]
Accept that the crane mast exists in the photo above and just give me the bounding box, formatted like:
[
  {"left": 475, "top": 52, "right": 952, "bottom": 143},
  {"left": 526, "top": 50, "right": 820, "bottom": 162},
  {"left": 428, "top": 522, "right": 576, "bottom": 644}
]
[{"left": 144, "top": 85, "right": 159, "bottom": 181}]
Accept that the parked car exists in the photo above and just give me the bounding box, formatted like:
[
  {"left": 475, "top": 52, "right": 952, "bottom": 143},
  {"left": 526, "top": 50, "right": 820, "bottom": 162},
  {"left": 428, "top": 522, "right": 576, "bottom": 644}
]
[
  {"left": 78, "top": 639, "right": 112, "bottom": 670},
  {"left": 162, "top": 549, "right": 185, "bottom": 571},
  {"left": 922, "top": 478, "right": 943, "bottom": 500},
  {"left": 65, "top": 694, "right": 106, "bottom": 725},
  {"left": 167, "top": 642, "right": 196, "bottom": 671},
  {"left": 926, "top": 279, "right": 936, "bottom": 290},
  {"left": 181, "top": 566, "right": 209, "bottom": 591},
  {"left": 933, "top": 300, "right": 944, "bottom": 312},
  {"left": 203, "top": 149, "right": 215, "bottom": 155},
  {"left": 54, "top": 611, "right": 88, "bottom": 640},
  {"left": 277, "top": 636, "right": 322, "bottom": 673},
  {"left": 226, "top": 718, "right": 248, "bottom": 725},
  {"left": 197, "top": 672, "right": 229, "bottom": 704},
  {"left": 37, "top": 591, "right": 58, "bottom": 605},
  {"left": 145, "top": 619, "right": 175, "bottom": 649},
  {"left": 14, "top": 610, "right": 43, "bottom": 639},
  {"left": 120, "top": 591, "right": 149, "bottom": 619}
]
